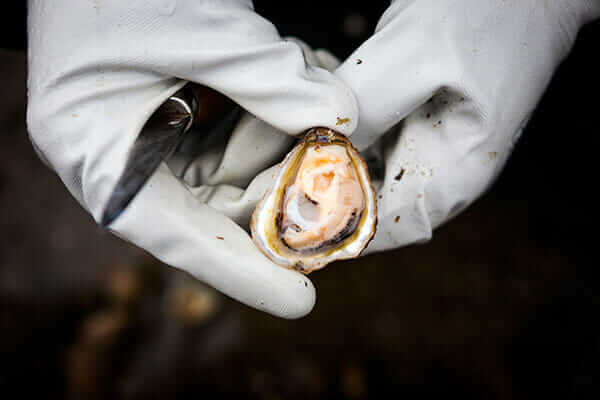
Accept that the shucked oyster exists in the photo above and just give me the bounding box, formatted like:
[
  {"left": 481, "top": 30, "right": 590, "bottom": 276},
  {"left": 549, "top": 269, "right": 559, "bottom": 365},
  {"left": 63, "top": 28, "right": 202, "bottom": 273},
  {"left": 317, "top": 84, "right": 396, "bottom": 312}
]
[{"left": 251, "top": 128, "right": 377, "bottom": 273}]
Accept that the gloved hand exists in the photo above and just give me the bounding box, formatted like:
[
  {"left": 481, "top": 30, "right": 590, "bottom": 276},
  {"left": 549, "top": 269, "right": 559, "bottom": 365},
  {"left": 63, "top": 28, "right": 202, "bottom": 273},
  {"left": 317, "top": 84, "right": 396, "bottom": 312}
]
[
  {"left": 336, "top": 0, "right": 600, "bottom": 253},
  {"left": 27, "top": 0, "right": 358, "bottom": 318}
]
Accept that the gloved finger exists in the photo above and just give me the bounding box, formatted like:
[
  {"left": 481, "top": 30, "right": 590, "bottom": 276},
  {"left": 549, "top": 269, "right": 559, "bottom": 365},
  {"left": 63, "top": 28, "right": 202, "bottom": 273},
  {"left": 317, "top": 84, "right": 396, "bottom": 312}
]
[
  {"left": 180, "top": 113, "right": 294, "bottom": 189},
  {"left": 314, "top": 49, "right": 343, "bottom": 71},
  {"left": 287, "top": 37, "right": 343, "bottom": 72},
  {"left": 180, "top": 39, "right": 341, "bottom": 190},
  {"left": 180, "top": 33, "right": 343, "bottom": 227},
  {"left": 188, "top": 165, "right": 279, "bottom": 229},
  {"left": 110, "top": 163, "right": 315, "bottom": 319}
]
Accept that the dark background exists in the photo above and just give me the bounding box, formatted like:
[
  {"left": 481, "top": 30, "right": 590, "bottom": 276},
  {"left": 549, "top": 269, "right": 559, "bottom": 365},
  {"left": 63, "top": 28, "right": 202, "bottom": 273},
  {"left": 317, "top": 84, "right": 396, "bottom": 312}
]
[{"left": 1, "top": 2, "right": 600, "bottom": 399}]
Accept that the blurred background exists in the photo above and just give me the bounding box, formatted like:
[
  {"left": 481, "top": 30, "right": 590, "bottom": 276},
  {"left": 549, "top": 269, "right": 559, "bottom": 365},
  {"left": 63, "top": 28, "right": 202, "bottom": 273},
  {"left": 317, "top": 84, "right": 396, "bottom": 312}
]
[{"left": 2, "top": 2, "right": 600, "bottom": 399}]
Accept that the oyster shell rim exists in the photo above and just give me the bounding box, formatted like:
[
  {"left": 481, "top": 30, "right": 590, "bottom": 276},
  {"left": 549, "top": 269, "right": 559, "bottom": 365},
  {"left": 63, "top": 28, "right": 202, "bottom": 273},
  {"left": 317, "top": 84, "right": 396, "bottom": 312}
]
[{"left": 250, "top": 127, "right": 377, "bottom": 274}]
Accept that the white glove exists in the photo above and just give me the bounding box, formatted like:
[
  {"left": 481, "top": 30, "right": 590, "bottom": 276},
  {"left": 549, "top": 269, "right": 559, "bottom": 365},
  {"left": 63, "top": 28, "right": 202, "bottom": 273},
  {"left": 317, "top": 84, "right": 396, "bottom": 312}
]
[
  {"left": 336, "top": 0, "right": 600, "bottom": 253},
  {"left": 26, "top": 0, "right": 358, "bottom": 318}
]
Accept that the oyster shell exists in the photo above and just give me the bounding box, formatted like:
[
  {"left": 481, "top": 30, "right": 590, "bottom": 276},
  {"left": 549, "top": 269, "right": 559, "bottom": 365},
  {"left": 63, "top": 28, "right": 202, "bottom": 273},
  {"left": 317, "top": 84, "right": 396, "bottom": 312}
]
[{"left": 251, "top": 128, "right": 377, "bottom": 273}]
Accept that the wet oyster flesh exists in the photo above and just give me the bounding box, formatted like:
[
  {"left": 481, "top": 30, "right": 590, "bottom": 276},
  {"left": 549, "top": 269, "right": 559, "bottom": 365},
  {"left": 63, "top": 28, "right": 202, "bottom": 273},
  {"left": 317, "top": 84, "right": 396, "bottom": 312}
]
[{"left": 279, "top": 144, "right": 364, "bottom": 252}]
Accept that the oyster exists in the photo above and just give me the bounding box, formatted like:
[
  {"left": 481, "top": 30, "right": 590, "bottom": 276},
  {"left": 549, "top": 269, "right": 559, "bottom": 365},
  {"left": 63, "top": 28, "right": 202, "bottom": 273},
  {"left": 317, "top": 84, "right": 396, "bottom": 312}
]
[{"left": 251, "top": 128, "right": 377, "bottom": 273}]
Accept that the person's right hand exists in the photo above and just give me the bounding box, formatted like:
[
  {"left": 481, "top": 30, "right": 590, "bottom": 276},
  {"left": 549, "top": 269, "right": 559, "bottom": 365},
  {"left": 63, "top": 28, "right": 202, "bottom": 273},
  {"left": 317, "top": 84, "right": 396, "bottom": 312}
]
[{"left": 27, "top": 0, "right": 358, "bottom": 318}]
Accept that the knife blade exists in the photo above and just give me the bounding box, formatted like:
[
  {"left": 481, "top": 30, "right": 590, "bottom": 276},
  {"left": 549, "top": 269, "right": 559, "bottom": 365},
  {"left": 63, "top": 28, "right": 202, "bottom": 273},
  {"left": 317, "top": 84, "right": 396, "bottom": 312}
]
[{"left": 101, "top": 84, "right": 235, "bottom": 227}]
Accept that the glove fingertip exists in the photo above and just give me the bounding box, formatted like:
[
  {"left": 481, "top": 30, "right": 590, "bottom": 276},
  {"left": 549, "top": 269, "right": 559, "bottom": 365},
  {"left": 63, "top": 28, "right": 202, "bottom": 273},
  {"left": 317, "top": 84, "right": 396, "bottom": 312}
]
[
  {"left": 267, "top": 40, "right": 359, "bottom": 137},
  {"left": 275, "top": 276, "right": 316, "bottom": 319}
]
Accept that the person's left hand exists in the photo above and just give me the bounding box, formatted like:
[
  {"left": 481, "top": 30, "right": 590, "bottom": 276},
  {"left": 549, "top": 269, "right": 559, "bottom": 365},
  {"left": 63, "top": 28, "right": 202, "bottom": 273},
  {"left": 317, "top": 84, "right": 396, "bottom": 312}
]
[{"left": 27, "top": 0, "right": 357, "bottom": 319}]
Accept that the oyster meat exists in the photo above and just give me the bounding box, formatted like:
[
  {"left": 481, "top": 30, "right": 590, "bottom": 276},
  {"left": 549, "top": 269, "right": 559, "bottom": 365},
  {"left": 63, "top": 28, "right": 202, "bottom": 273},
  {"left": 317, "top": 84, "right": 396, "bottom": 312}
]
[{"left": 251, "top": 128, "right": 377, "bottom": 273}]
